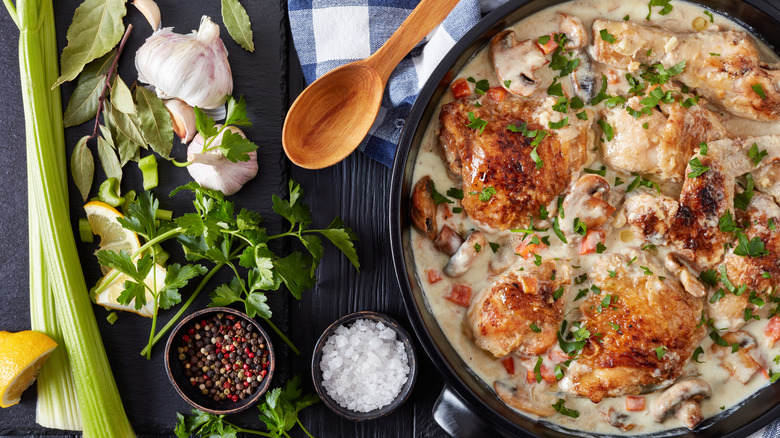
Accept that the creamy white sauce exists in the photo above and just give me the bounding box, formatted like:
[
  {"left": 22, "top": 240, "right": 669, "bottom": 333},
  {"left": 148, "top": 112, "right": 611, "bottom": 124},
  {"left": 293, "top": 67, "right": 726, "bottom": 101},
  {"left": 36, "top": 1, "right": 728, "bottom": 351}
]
[{"left": 410, "top": 0, "right": 780, "bottom": 434}]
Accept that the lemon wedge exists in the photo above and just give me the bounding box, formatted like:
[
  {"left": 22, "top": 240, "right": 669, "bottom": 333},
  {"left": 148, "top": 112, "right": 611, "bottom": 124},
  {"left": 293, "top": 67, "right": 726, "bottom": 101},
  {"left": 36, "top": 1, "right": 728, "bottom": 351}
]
[
  {"left": 0, "top": 331, "right": 57, "bottom": 408},
  {"left": 83, "top": 201, "right": 141, "bottom": 266},
  {"left": 94, "top": 264, "right": 167, "bottom": 318}
]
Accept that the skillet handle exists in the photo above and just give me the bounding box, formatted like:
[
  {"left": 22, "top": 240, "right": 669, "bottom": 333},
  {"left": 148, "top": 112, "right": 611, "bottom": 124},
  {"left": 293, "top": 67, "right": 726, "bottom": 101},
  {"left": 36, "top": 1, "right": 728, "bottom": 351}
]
[{"left": 433, "top": 385, "right": 511, "bottom": 437}]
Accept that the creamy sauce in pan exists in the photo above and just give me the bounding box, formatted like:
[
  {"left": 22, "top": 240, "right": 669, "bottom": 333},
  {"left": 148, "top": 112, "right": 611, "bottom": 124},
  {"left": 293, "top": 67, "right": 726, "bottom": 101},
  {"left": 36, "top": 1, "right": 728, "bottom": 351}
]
[{"left": 410, "top": 0, "right": 780, "bottom": 434}]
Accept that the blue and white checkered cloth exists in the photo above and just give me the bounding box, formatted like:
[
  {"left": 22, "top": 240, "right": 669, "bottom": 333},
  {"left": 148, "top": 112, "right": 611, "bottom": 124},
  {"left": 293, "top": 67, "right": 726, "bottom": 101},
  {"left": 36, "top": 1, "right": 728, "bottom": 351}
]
[{"left": 288, "top": 0, "right": 491, "bottom": 166}]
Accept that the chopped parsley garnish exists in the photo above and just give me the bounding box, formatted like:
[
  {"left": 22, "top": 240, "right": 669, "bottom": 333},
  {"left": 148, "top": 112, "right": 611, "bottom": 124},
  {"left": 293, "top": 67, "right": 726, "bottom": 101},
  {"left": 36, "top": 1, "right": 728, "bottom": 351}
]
[
  {"left": 584, "top": 166, "right": 607, "bottom": 177},
  {"left": 710, "top": 288, "right": 725, "bottom": 303},
  {"left": 771, "top": 218, "right": 777, "bottom": 230},
  {"left": 763, "top": 271, "right": 772, "bottom": 279},
  {"left": 699, "top": 269, "right": 718, "bottom": 287},
  {"left": 530, "top": 145, "right": 544, "bottom": 169},
  {"left": 608, "top": 322, "right": 620, "bottom": 331},
  {"left": 681, "top": 96, "right": 699, "bottom": 108},
  {"left": 718, "top": 210, "right": 741, "bottom": 233},
  {"left": 507, "top": 122, "right": 548, "bottom": 147},
  {"left": 699, "top": 142, "right": 708, "bottom": 156},
  {"left": 640, "top": 87, "right": 674, "bottom": 108},
  {"left": 604, "top": 96, "right": 627, "bottom": 108},
  {"left": 626, "top": 73, "right": 647, "bottom": 96},
  {"left": 752, "top": 83, "right": 767, "bottom": 100},
  {"left": 734, "top": 232, "right": 768, "bottom": 258},
  {"left": 624, "top": 14, "right": 630, "bottom": 21},
  {"left": 467, "top": 77, "right": 490, "bottom": 95},
  {"left": 614, "top": 176, "right": 624, "bottom": 186},
  {"left": 745, "top": 308, "right": 760, "bottom": 321},
  {"left": 575, "top": 288, "right": 589, "bottom": 301},
  {"left": 466, "top": 111, "right": 488, "bottom": 134},
  {"left": 470, "top": 187, "right": 497, "bottom": 202},
  {"left": 557, "top": 196, "right": 565, "bottom": 219},
  {"left": 771, "top": 372, "right": 780, "bottom": 383},
  {"left": 710, "top": 52, "right": 720, "bottom": 56},
  {"left": 640, "top": 266, "right": 653, "bottom": 275},
  {"left": 641, "top": 243, "right": 656, "bottom": 251},
  {"left": 693, "top": 346, "right": 704, "bottom": 363},
  {"left": 608, "top": 270, "right": 616, "bottom": 278},
  {"left": 554, "top": 365, "right": 565, "bottom": 380},
  {"left": 533, "top": 356, "right": 543, "bottom": 383},
  {"left": 552, "top": 398, "right": 579, "bottom": 418},
  {"left": 539, "top": 204, "right": 550, "bottom": 220},
  {"left": 548, "top": 117, "right": 569, "bottom": 129},
  {"left": 641, "top": 61, "right": 686, "bottom": 86},
  {"left": 600, "top": 28, "right": 616, "bottom": 43},
  {"left": 447, "top": 187, "right": 464, "bottom": 199},
  {"left": 642, "top": 122, "right": 649, "bottom": 129},
  {"left": 489, "top": 242, "right": 500, "bottom": 253},
  {"left": 591, "top": 284, "right": 601, "bottom": 294},
  {"left": 538, "top": 35, "right": 551, "bottom": 45},
  {"left": 626, "top": 172, "right": 660, "bottom": 194},
  {"left": 627, "top": 256, "right": 637, "bottom": 266},
  {"left": 552, "top": 216, "right": 568, "bottom": 244},
  {"left": 596, "top": 242, "right": 607, "bottom": 254},
  {"left": 575, "top": 111, "right": 588, "bottom": 120},
  {"left": 504, "top": 79, "right": 512, "bottom": 88},
  {"left": 552, "top": 97, "right": 569, "bottom": 113},
  {"left": 704, "top": 10, "right": 714, "bottom": 22},
  {"left": 553, "top": 286, "right": 565, "bottom": 300},
  {"left": 430, "top": 183, "right": 453, "bottom": 205},
  {"left": 573, "top": 217, "right": 587, "bottom": 236},
  {"left": 452, "top": 207, "right": 463, "bottom": 213},
  {"left": 570, "top": 96, "right": 584, "bottom": 110},
  {"left": 749, "top": 290, "right": 765, "bottom": 307},
  {"left": 735, "top": 173, "right": 755, "bottom": 211},
  {"left": 654, "top": 346, "right": 668, "bottom": 359},
  {"left": 748, "top": 142, "right": 768, "bottom": 166},
  {"left": 474, "top": 243, "right": 482, "bottom": 252},
  {"left": 530, "top": 322, "right": 542, "bottom": 333},
  {"left": 547, "top": 78, "right": 564, "bottom": 97},
  {"left": 687, "top": 157, "right": 710, "bottom": 178},
  {"left": 533, "top": 253, "right": 543, "bottom": 266},
  {"left": 591, "top": 75, "right": 610, "bottom": 105},
  {"left": 646, "top": 0, "right": 673, "bottom": 21},
  {"left": 598, "top": 119, "right": 614, "bottom": 142}
]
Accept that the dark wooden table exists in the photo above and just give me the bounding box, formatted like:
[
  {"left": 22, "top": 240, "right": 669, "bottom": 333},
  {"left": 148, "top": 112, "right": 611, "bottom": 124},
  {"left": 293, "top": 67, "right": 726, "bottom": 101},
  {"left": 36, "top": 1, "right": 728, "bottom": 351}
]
[{"left": 0, "top": 0, "right": 448, "bottom": 436}]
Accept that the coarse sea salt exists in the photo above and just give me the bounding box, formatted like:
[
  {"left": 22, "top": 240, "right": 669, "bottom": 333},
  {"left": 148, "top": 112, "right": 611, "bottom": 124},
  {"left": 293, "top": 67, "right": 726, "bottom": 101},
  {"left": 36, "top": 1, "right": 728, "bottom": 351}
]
[{"left": 320, "top": 319, "right": 410, "bottom": 412}]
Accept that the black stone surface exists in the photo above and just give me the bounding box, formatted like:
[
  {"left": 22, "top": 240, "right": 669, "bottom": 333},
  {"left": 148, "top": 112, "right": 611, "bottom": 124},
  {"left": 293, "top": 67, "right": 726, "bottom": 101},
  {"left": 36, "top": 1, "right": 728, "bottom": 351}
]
[{"left": 0, "top": 0, "right": 447, "bottom": 436}]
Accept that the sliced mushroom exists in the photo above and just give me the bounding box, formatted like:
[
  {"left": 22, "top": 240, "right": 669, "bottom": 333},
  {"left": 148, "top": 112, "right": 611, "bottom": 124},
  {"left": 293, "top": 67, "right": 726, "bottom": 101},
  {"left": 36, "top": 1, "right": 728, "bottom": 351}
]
[
  {"left": 664, "top": 253, "right": 707, "bottom": 298},
  {"left": 559, "top": 13, "right": 587, "bottom": 49},
  {"left": 570, "top": 50, "right": 598, "bottom": 104},
  {"left": 444, "top": 231, "right": 487, "bottom": 277},
  {"left": 711, "top": 331, "right": 764, "bottom": 384},
  {"left": 650, "top": 378, "right": 711, "bottom": 430},
  {"left": 561, "top": 174, "right": 617, "bottom": 238},
  {"left": 602, "top": 408, "right": 635, "bottom": 431},
  {"left": 490, "top": 30, "right": 548, "bottom": 97},
  {"left": 411, "top": 176, "right": 438, "bottom": 240},
  {"left": 434, "top": 225, "right": 464, "bottom": 256},
  {"left": 494, "top": 380, "right": 555, "bottom": 417}
]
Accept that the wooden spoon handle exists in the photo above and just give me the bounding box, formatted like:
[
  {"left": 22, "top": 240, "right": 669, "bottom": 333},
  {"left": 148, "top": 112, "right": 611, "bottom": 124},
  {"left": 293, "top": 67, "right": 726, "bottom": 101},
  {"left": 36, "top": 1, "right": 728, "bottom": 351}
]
[{"left": 365, "top": 0, "right": 462, "bottom": 83}]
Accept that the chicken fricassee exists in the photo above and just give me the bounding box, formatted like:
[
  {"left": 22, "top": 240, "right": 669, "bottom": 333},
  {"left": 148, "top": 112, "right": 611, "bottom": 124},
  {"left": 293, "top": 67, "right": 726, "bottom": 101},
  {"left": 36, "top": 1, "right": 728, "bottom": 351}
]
[{"left": 410, "top": 0, "right": 780, "bottom": 434}]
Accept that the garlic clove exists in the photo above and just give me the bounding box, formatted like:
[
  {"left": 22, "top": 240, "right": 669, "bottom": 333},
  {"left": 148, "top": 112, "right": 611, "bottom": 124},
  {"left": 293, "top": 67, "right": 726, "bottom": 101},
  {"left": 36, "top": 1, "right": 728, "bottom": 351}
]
[
  {"left": 186, "top": 126, "right": 258, "bottom": 195},
  {"left": 164, "top": 99, "right": 196, "bottom": 143},
  {"left": 133, "top": 0, "right": 161, "bottom": 32},
  {"left": 135, "top": 15, "right": 233, "bottom": 109}
]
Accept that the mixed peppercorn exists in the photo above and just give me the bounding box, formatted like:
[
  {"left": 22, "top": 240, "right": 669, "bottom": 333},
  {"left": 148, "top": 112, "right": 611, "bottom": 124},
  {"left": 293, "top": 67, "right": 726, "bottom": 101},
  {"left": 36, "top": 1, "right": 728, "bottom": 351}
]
[{"left": 178, "top": 312, "right": 269, "bottom": 403}]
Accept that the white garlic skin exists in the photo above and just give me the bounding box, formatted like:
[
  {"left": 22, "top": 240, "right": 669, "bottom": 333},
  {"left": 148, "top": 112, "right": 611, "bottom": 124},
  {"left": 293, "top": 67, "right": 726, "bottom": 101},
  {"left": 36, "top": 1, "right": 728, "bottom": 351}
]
[
  {"left": 135, "top": 16, "right": 233, "bottom": 109},
  {"left": 187, "top": 126, "right": 258, "bottom": 196}
]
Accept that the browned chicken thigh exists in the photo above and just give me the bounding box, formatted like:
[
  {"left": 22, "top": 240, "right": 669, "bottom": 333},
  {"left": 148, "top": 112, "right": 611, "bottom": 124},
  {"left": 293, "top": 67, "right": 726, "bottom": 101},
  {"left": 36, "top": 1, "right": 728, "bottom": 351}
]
[
  {"left": 439, "top": 92, "right": 592, "bottom": 231},
  {"left": 467, "top": 260, "right": 570, "bottom": 358},
  {"left": 591, "top": 19, "right": 780, "bottom": 120},
  {"left": 561, "top": 253, "right": 705, "bottom": 403}
]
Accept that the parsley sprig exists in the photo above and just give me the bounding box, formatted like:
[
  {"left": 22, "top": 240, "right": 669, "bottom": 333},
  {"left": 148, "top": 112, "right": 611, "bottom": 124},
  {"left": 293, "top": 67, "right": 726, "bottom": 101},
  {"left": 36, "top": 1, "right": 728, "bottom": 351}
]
[
  {"left": 193, "top": 95, "right": 259, "bottom": 162},
  {"left": 175, "top": 376, "right": 319, "bottom": 438},
  {"left": 95, "top": 180, "right": 359, "bottom": 357}
]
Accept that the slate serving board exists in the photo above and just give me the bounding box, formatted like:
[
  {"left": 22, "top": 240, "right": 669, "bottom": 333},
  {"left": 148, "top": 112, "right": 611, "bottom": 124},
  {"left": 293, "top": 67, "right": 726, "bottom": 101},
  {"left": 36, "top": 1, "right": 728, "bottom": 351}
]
[{"left": 0, "top": 0, "right": 448, "bottom": 436}]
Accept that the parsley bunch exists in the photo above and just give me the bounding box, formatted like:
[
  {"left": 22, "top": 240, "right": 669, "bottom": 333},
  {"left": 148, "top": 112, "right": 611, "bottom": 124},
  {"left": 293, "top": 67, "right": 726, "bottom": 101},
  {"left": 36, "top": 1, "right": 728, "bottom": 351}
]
[
  {"left": 94, "top": 180, "right": 359, "bottom": 357},
  {"left": 194, "top": 95, "right": 259, "bottom": 162},
  {"left": 175, "top": 376, "right": 319, "bottom": 438}
]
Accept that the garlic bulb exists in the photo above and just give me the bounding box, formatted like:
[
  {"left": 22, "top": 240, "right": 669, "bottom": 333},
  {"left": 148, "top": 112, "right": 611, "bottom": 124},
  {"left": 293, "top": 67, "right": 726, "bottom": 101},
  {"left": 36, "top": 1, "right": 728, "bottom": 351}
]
[
  {"left": 164, "top": 99, "right": 196, "bottom": 143},
  {"left": 187, "top": 126, "right": 258, "bottom": 195},
  {"left": 135, "top": 16, "right": 233, "bottom": 109}
]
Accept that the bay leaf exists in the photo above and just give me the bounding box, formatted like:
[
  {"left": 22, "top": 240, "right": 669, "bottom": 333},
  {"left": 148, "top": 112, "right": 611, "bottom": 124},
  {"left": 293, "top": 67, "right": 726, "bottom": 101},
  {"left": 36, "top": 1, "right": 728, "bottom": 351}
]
[
  {"left": 115, "top": 134, "right": 140, "bottom": 166},
  {"left": 98, "top": 133, "right": 122, "bottom": 184},
  {"left": 63, "top": 51, "right": 116, "bottom": 127},
  {"left": 70, "top": 135, "right": 94, "bottom": 202},
  {"left": 221, "top": 0, "right": 255, "bottom": 52},
  {"left": 134, "top": 86, "right": 173, "bottom": 158},
  {"left": 54, "top": 0, "right": 127, "bottom": 87},
  {"left": 110, "top": 75, "right": 135, "bottom": 114},
  {"left": 107, "top": 104, "right": 146, "bottom": 148}
]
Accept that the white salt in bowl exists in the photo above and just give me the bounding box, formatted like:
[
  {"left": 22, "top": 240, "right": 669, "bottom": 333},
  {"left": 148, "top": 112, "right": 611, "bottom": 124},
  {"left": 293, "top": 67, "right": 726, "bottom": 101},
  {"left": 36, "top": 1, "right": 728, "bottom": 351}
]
[{"left": 311, "top": 311, "right": 418, "bottom": 421}]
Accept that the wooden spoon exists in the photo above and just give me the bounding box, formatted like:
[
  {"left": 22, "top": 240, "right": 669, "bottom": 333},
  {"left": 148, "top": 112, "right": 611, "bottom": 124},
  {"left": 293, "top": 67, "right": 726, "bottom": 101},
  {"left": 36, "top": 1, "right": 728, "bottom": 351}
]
[{"left": 282, "top": 0, "right": 462, "bottom": 169}]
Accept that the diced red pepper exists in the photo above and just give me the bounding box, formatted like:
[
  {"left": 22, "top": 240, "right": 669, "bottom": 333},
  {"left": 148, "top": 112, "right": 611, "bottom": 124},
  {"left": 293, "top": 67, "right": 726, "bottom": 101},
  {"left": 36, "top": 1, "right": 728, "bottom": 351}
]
[
  {"left": 626, "top": 396, "right": 645, "bottom": 411},
  {"left": 766, "top": 315, "right": 780, "bottom": 347},
  {"left": 580, "top": 229, "right": 606, "bottom": 255},
  {"left": 485, "top": 86, "right": 507, "bottom": 103},
  {"left": 525, "top": 362, "right": 556, "bottom": 384},
  {"left": 536, "top": 34, "right": 558, "bottom": 54},
  {"left": 444, "top": 284, "right": 472, "bottom": 307},
  {"left": 450, "top": 78, "right": 472, "bottom": 99},
  {"left": 426, "top": 269, "right": 443, "bottom": 284},
  {"left": 515, "top": 234, "right": 547, "bottom": 260},
  {"left": 501, "top": 356, "right": 515, "bottom": 375}
]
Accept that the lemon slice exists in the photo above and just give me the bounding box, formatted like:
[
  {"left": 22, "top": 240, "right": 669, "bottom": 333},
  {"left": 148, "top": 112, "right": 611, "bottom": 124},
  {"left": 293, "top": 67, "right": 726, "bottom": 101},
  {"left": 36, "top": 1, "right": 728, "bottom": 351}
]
[
  {"left": 0, "top": 331, "right": 57, "bottom": 408},
  {"left": 83, "top": 201, "right": 141, "bottom": 258},
  {"left": 94, "top": 264, "right": 167, "bottom": 318}
]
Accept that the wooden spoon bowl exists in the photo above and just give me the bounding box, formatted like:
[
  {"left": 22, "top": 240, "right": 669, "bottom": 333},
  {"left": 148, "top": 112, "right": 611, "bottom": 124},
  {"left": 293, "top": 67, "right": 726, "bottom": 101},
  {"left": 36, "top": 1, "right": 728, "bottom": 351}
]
[{"left": 282, "top": 0, "right": 461, "bottom": 169}]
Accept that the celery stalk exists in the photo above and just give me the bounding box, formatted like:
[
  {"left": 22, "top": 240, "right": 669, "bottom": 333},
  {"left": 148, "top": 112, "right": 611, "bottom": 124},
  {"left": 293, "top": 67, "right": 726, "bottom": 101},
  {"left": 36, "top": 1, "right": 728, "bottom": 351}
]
[{"left": 8, "top": 0, "right": 135, "bottom": 436}]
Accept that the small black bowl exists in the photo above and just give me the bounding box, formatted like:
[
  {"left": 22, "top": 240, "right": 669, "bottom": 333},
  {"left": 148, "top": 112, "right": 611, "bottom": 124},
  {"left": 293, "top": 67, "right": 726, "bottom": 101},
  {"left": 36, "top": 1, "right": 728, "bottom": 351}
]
[
  {"left": 311, "top": 310, "right": 418, "bottom": 421},
  {"left": 165, "top": 307, "right": 275, "bottom": 415}
]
